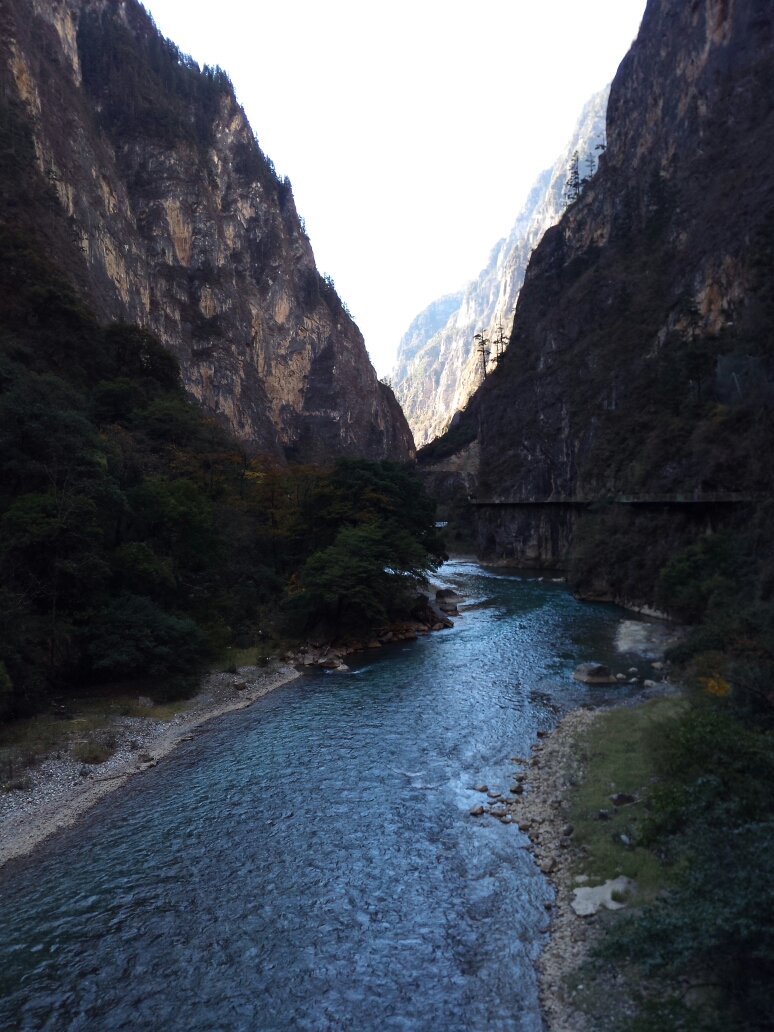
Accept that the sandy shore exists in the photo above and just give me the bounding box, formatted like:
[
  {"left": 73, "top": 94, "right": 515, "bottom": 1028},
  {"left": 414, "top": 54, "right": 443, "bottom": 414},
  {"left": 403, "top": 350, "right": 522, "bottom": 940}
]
[{"left": 0, "top": 664, "right": 300, "bottom": 871}]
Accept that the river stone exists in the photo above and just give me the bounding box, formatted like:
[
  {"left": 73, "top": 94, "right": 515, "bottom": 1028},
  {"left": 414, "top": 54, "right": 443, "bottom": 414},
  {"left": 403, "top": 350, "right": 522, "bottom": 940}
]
[
  {"left": 487, "top": 790, "right": 502, "bottom": 798},
  {"left": 571, "top": 876, "right": 634, "bottom": 916},
  {"left": 610, "top": 792, "right": 636, "bottom": 806},
  {"left": 473, "top": 784, "right": 488, "bottom": 793},
  {"left": 367, "top": 640, "right": 381, "bottom": 648},
  {"left": 572, "top": 663, "right": 617, "bottom": 685},
  {"left": 539, "top": 857, "right": 556, "bottom": 874},
  {"left": 470, "top": 805, "right": 484, "bottom": 816},
  {"left": 511, "top": 783, "right": 524, "bottom": 794},
  {"left": 490, "top": 807, "right": 507, "bottom": 818}
]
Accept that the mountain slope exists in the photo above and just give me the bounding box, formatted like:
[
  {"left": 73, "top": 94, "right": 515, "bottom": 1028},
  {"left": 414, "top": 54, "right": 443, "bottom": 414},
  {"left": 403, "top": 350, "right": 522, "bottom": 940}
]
[
  {"left": 1, "top": 0, "right": 413, "bottom": 462},
  {"left": 392, "top": 88, "right": 608, "bottom": 447}
]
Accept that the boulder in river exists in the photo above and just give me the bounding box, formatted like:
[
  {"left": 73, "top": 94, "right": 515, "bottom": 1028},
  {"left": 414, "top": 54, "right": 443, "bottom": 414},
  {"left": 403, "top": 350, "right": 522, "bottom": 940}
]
[
  {"left": 469, "top": 805, "right": 484, "bottom": 816},
  {"left": 473, "top": 784, "right": 488, "bottom": 792},
  {"left": 572, "top": 663, "right": 617, "bottom": 685}
]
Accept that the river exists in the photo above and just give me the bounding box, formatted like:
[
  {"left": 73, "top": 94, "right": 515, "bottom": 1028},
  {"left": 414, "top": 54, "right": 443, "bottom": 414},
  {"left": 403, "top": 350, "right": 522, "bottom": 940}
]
[{"left": 0, "top": 562, "right": 664, "bottom": 1031}]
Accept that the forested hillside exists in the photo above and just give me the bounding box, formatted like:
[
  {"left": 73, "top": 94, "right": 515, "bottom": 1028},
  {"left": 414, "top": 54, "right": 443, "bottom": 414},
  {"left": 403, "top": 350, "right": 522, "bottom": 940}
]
[{"left": 0, "top": 71, "right": 441, "bottom": 721}]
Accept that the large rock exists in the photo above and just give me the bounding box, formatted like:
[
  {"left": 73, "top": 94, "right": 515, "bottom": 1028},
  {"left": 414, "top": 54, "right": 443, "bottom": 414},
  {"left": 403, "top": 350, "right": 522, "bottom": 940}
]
[
  {"left": 571, "top": 876, "right": 634, "bottom": 917},
  {"left": 572, "top": 663, "right": 617, "bottom": 685}
]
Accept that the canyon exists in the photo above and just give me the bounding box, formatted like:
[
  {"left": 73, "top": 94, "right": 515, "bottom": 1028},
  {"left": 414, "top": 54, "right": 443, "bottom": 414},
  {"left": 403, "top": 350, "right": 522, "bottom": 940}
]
[
  {"left": 392, "top": 88, "right": 608, "bottom": 448},
  {"left": 421, "top": 0, "right": 774, "bottom": 609}
]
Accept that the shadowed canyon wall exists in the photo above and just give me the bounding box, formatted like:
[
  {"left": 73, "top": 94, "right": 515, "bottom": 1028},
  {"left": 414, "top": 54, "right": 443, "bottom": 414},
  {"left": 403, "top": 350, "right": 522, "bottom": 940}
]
[
  {"left": 422, "top": 0, "right": 774, "bottom": 605},
  {"left": 1, "top": 0, "right": 414, "bottom": 462}
]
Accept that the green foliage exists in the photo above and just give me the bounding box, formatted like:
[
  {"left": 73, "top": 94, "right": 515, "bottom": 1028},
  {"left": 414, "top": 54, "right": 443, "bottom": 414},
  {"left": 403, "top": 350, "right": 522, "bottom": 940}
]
[
  {"left": 87, "top": 593, "right": 204, "bottom": 681},
  {"left": 77, "top": 8, "right": 231, "bottom": 152},
  {"left": 569, "top": 696, "right": 685, "bottom": 894},
  {"left": 297, "top": 520, "right": 440, "bottom": 626},
  {"left": 657, "top": 532, "right": 744, "bottom": 623},
  {"left": 601, "top": 822, "right": 774, "bottom": 1031},
  {"left": 598, "top": 552, "right": 774, "bottom": 1029}
]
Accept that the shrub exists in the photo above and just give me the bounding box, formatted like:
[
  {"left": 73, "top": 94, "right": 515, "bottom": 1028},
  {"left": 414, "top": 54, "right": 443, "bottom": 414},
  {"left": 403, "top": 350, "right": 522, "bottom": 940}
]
[
  {"left": 87, "top": 593, "right": 205, "bottom": 681},
  {"left": 71, "top": 741, "right": 114, "bottom": 765}
]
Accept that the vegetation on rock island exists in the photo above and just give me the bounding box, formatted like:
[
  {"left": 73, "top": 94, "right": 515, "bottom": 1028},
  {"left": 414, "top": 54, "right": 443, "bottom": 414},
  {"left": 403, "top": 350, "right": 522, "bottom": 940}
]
[{"left": 0, "top": 224, "right": 444, "bottom": 722}]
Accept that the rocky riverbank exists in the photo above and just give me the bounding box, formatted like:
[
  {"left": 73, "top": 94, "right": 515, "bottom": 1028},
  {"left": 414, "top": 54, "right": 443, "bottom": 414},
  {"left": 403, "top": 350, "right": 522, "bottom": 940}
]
[
  {"left": 283, "top": 591, "right": 459, "bottom": 670},
  {"left": 469, "top": 683, "right": 680, "bottom": 1031},
  {"left": 0, "top": 664, "right": 300, "bottom": 871}
]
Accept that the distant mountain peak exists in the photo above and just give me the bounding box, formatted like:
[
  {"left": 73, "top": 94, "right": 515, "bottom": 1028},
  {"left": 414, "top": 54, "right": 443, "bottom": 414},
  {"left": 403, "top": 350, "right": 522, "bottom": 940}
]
[{"left": 392, "top": 86, "right": 609, "bottom": 448}]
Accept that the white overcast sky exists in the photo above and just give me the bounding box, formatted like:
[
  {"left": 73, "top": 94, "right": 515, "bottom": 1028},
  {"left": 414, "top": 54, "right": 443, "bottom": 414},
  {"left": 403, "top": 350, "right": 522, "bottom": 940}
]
[{"left": 143, "top": 0, "right": 647, "bottom": 375}]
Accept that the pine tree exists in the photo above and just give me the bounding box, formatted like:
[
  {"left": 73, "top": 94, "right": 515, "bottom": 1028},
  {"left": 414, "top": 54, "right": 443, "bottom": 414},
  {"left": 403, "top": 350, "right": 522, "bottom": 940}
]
[
  {"left": 474, "top": 332, "right": 490, "bottom": 380},
  {"left": 565, "top": 151, "right": 581, "bottom": 206}
]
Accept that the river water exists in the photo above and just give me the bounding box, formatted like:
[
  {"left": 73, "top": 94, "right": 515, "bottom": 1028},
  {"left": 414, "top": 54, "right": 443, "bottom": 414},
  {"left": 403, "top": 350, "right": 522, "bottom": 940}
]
[{"left": 0, "top": 563, "right": 663, "bottom": 1032}]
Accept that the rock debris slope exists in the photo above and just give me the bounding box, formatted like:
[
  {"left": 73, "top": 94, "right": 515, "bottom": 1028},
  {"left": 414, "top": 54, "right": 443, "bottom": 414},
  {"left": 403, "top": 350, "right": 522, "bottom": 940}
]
[
  {"left": 392, "top": 88, "right": 608, "bottom": 447},
  {"left": 1, "top": 0, "right": 414, "bottom": 461}
]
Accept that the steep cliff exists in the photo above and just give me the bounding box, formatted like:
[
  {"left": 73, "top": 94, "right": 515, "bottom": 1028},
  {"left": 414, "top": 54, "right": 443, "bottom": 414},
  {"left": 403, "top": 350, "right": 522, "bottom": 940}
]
[
  {"left": 425, "top": 0, "right": 774, "bottom": 603},
  {"left": 392, "top": 88, "right": 608, "bottom": 447},
  {"left": 0, "top": 0, "right": 414, "bottom": 462}
]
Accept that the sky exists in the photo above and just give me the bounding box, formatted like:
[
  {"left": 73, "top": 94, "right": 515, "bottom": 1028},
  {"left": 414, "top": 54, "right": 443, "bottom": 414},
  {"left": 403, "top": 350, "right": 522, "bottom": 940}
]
[{"left": 143, "top": 0, "right": 648, "bottom": 375}]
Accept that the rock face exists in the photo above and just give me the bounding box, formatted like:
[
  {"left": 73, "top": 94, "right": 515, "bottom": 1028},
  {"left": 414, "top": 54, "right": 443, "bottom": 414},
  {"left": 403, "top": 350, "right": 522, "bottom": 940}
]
[
  {"left": 1, "top": 0, "right": 414, "bottom": 462},
  {"left": 426, "top": 0, "right": 774, "bottom": 602},
  {"left": 392, "top": 88, "right": 608, "bottom": 447}
]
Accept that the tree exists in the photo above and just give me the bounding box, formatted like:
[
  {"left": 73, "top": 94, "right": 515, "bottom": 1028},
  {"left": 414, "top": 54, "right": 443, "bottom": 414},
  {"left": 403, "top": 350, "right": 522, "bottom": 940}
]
[
  {"left": 492, "top": 324, "right": 508, "bottom": 365},
  {"left": 297, "top": 520, "right": 440, "bottom": 626},
  {"left": 474, "top": 332, "right": 490, "bottom": 380},
  {"left": 565, "top": 150, "right": 581, "bottom": 206}
]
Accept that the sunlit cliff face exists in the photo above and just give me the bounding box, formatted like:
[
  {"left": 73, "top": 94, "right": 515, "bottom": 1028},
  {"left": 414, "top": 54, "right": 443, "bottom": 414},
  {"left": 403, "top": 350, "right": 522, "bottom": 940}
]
[{"left": 3, "top": 0, "right": 414, "bottom": 462}]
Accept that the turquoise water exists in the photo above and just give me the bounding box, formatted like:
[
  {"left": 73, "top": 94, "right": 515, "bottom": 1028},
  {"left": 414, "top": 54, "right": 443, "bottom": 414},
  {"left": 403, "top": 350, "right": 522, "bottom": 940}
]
[{"left": 0, "top": 563, "right": 658, "bottom": 1031}]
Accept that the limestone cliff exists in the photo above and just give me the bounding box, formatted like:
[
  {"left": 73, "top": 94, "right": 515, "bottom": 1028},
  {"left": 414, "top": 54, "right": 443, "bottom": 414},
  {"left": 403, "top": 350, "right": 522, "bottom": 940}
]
[
  {"left": 392, "top": 88, "right": 608, "bottom": 447},
  {"left": 0, "top": 0, "right": 414, "bottom": 462},
  {"left": 430, "top": 0, "right": 774, "bottom": 602}
]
